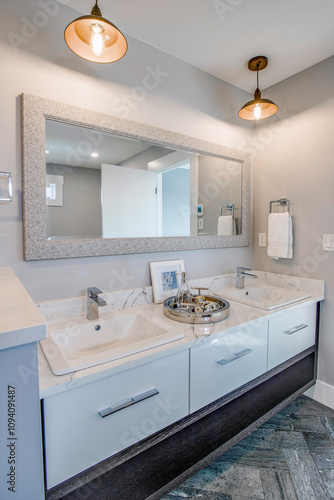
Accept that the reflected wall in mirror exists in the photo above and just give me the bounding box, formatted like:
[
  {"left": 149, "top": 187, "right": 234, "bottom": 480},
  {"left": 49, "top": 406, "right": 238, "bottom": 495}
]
[
  {"left": 21, "top": 94, "right": 251, "bottom": 260},
  {"left": 45, "top": 120, "right": 242, "bottom": 240}
]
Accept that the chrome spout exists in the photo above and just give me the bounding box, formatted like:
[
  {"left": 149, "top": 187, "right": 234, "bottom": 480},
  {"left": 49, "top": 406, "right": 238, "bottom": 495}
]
[
  {"left": 235, "top": 267, "right": 258, "bottom": 289},
  {"left": 87, "top": 287, "right": 107, "bottom": 320}
]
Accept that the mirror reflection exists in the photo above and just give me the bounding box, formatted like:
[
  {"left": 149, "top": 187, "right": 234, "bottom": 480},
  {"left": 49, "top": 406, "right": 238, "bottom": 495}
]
[{"left": 45, "top": 120, "right": 242, "bottom": 240}]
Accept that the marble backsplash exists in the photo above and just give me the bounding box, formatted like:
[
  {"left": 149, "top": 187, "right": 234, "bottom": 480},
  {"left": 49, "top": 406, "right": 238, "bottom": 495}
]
[{"left": 37, "top": 271, "right": 324, "bottom": 323}]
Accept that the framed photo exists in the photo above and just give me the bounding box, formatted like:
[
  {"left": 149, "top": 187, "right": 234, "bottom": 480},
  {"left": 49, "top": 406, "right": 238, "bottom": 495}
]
[{"left": 150, "top": 259, "right": 185, "bottom": 304}]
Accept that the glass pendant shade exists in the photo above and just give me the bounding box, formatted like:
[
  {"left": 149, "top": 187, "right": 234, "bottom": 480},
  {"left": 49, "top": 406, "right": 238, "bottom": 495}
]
[
  {"left": 64, "top": 2, "right": 127, "bottom": 64},
  {"left": 238, "top": 56, "right": 278, "bottom": 121}
]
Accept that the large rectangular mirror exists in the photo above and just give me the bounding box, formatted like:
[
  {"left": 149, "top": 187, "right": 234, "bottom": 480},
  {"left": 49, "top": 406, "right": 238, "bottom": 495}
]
[{"left": 21, "top": 94, "right": 251, "bottom": 260}]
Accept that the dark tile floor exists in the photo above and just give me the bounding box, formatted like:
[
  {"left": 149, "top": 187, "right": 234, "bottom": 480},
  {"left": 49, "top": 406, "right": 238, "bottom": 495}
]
[{"left": 161, "top": 395, "right": 334, "bottom": 500}]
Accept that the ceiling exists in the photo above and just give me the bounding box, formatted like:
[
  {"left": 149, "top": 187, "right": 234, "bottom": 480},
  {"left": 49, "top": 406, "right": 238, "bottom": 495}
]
[
  {"left": 58, "top": 0, "right": 334, "bottom": 92},
  {"left": 45, "top": 120, "right": 175, "bottom": 169}
]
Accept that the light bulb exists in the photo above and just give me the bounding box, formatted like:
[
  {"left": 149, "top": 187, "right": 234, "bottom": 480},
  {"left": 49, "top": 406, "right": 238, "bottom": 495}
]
[
  {"left": 90, "top": 23, "right": 105, "bottom": 57},
  {"left": 254, "top": 103, "right": 261, "bottom": 120}
]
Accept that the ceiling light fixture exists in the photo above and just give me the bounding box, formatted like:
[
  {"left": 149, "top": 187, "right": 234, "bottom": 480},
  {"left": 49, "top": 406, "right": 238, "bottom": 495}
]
[
  {"left": 238, "top": 56, "right": 278, "bottom": 121},
  {"left": 64, "top": 1, "right": 127, "bottom": 64},
  {"left": 91, "top": 152, "right": 99, "bottom": 157}
]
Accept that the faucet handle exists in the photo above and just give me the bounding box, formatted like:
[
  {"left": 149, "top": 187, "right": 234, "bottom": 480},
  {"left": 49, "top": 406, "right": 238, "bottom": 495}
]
[
  {"left": 236, "top": 266, "right": 251, "bottom": 274},
  {"left": 87, "top": 287, "right": 103, "bottom": 297}
]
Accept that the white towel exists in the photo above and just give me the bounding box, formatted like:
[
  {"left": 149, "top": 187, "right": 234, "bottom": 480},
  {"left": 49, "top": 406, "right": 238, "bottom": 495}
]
[
  {"left": 267, "top": 212, "right": 293, "bottom": 259},
  {"left": 217, "top": 215, "right": 236, "bottom": 236}
]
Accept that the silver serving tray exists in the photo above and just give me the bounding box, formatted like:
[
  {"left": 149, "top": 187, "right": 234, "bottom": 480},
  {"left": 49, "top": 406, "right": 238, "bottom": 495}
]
[{"left": 163, "top": 295, "right": 230, "bottom": 324}]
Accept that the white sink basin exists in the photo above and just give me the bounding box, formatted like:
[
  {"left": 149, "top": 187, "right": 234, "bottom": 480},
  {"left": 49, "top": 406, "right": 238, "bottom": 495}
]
[
  {"left": 215, "top": 284, "right": 311, "bottom": 310},
  {"left": 40, "top": 313, "right": 183, "bottom": 375}
]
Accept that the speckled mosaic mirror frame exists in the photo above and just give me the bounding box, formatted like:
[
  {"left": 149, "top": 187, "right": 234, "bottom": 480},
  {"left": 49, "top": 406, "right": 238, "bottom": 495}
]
[{"left": 21, "top": 93, "right": 251, "bottom": 261}]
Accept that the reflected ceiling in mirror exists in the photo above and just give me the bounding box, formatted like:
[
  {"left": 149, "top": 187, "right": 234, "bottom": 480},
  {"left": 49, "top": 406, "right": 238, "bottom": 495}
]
[{"left": 21, "top": 94, "right": 251, "bottom": 260}]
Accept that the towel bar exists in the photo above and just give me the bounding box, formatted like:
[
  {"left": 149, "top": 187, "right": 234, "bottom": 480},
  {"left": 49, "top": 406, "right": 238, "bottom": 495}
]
[
  {"left": 269, "top": 198, "right": 290, "bottom": 214},
  {"left": 220, "top": 204, "right": 234, "bottom": 218}
]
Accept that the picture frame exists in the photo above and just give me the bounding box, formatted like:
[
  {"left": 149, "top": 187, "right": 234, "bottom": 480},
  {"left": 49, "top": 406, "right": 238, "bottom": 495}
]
[{"left": 150, "top": 259, "right": 185, "bottom": 304}]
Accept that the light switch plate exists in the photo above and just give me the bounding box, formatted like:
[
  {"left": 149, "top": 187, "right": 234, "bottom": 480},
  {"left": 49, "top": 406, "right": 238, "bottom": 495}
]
[
  {"left": 323, "top": 234, "right": 334, "bottom": 251},
  {"left": 0, "top": 172, "right": 12, "bottom": 202},
  {"left": 198, "top": 219, "right": 203, "bottom": 230},
  {"left": 259, "top": 233, "right": 266, "bottom": 247}
]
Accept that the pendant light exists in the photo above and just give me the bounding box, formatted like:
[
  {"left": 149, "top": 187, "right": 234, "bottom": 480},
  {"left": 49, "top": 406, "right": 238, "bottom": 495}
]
[
  {"left": 64, "top": 1, "right": 127, "bottom": 64},
  {"left": 238, "top": 56, "right": 278, "bottom": 121}
]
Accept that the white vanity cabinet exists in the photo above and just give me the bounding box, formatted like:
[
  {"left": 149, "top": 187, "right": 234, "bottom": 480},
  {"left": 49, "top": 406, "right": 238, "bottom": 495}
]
[
  {"left": 267, "top": 303, "right": 317, "bottom": 370},
  {"left": 43, "top": 350, "right": 189, "bottom": 489},
  {"left": 40, "top": 291, "right": 322, "bottom": 496},
  {"left": 189, "top": 321, "right": 268, "bottom": 413}
]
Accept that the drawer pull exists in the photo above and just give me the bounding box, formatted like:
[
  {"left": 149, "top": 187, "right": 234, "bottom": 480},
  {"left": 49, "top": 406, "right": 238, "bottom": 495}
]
[
  {"left": 218, "top": 348, "right": 253, "bottom": 366},
  {"left": 99, "top": 388, "right": 159, "bottom": 418},
  {"left": 284, "top": 324, "right": 308, "bottom": 335}
]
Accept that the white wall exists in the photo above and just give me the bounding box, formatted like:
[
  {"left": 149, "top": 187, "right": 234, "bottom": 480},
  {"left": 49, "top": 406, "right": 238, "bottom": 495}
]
[
  {"left": 252, "top": 56, "right": 334, "bottom": 405},
  {"left": 0, "top": 1, "right": 253, "bottom": 302}
]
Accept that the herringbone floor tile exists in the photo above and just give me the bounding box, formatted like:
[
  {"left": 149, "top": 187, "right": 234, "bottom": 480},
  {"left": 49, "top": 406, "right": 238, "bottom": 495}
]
[{"left": 163, "top": 396, "right": 334, "bottom": 500}]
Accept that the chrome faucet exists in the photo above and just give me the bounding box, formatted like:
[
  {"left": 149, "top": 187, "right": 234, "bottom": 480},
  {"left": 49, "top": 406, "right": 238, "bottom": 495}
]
[
  {"left": 87, "top": 287, "right": 107, "bottom": 320},
  {"left": 236, "top": 267, "right": 258, "bottom": 289}
]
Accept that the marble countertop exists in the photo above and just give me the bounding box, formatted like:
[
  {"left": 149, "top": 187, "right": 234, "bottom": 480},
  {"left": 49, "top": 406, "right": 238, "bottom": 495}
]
[
  {"left": 38, "top": 271, "right": 324, "bottom": 399},
  {"left": 0, "top": 266, "right": 47, "bottom": 350}
]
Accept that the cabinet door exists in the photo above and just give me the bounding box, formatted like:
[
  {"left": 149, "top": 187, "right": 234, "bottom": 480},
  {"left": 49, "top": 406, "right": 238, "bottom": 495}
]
[
  {"left": 190, "top": 322, "right": 268, "bottom": 413},
  {"left": 268, "top": 303, "right": 316, "bottom": 370},
  {"left": 43, "top": 350, "right": 189, "bottom": 489}
]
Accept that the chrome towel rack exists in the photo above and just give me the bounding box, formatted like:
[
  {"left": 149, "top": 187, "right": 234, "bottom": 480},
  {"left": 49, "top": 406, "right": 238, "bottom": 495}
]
[
  {"left": 220, "top": 203, "right": 234, "bottom": 218},
  {"left": 269, "top": 198, "right": 290, "bottom": 214}
]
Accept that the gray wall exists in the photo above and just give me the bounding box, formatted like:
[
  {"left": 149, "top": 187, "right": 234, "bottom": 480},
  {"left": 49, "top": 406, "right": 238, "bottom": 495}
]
[
  {"left": 0, "top": 0, "right": 253, "bottom": 303},
  {"left": 252, "top": 56, "right": 334, "bottom": 398},
  {"left": 46, "top": 164, "right": 102, "bottom": 238}
]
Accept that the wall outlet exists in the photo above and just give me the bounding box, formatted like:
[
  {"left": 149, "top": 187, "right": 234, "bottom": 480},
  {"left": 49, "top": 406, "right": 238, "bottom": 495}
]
[
  {"left": 323, "top": 234, "right": 334, "bottom": 251},
  {"left": 259, "top": 233, "right": 266, "bottom": 247},
  {"left": 198, "top": 219, "right": 203, "bottom": 230}
]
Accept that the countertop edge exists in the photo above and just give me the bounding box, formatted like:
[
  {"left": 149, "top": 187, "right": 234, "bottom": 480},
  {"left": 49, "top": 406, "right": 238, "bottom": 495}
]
[{"left": 0, "top": 266, "right": 47, "bottom": 351}]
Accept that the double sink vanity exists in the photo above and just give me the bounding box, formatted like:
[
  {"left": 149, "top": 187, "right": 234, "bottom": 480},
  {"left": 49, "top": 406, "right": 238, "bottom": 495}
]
[
  {"left": 35, "top": 269, "right": 324, "bottom": 499},
  {"left": 10, "top": 94, "right": 323, "bottom": 499}
]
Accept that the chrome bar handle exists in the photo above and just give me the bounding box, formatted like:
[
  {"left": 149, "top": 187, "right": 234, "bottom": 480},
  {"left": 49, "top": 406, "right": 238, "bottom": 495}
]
[
  {"left": 218, "top": 348, "right": 253, "bottom": 366},
  {"left": 284, "top": 324, "right": 308, "bottom": 335},
  {"left": 99, "top": 388, "right": 159, "bottom": 418}
]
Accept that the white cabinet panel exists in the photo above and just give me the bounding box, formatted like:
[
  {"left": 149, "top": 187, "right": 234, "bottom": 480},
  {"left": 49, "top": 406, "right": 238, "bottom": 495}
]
[
  {"left": 190, "top": 322, "right": 268, "bottom": 413},
  {"left": 43, "top": 350, "right": 189, "bottom": 489},
  {"left": 268, "top": 303, "right": 316, "bottom": 370},
  {"left": 0, "top": 343, "right": 44, "bottom": 500}
]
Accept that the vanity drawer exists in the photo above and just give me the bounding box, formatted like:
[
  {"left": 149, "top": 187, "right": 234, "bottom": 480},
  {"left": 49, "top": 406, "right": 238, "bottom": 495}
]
[
  {"left": 268, "top": 303, "right": 316, "bottom": 370},
  {"left": 43, "top": 350, "right": 189, "bottom": 489},
  {"left": 189, "top": 322, "right": 268, "bottom": 413}
]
